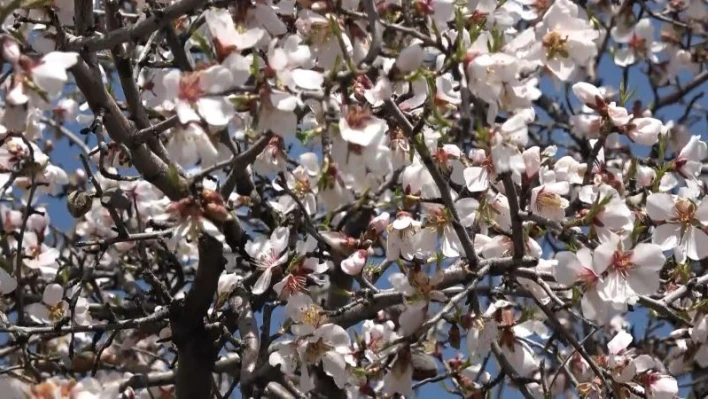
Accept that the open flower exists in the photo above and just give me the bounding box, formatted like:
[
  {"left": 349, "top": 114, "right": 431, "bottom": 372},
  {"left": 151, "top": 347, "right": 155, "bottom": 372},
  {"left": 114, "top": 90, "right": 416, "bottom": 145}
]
[
  {"left": 660, "top": 135, "right": 707, "bottom": 191},
  {"left": 646, "top": 193, "right": 708, "bottom": 261},
  {"left": 555, "top": 248, "right": 619, "bottom": 324},
  {"left": 258, "top": 89, "right": 300, "bottom": 136},
  {"left": 161, "top": 66, "right": 235, "bottom": 127},
  {"left": 382, "top": 347, "right": 414, "bottom": 397},
  {"left": 528, "top": 0, "right": 599, "bottom": 81},
  {"left": 164, "top": 192, "right": 228, "bottom": 249},
  {"left": 594, "top": 238, "right": 666, "bottom": 306},
  {"left": 204, "top": 8, "right": 264, "bottom": 58},
  {"left": 25, "top": 284, "right": 67, "bottom": 324},
  {"left": 611, "top": 18, "right": 663, "bottom": 67},
  {"left": 20, "top": 232, "right": 59, "bottom": 277},
  {"left": 530, "top": 180, "right": 570, "bottom": 221},
  {"left": 389, "top": 269, "right": 446, "bottom": 336},
  {"left": 166, "top": 123, "right": 219, "bottom": 167},
  {"left": 274, "top": 235, "right": 328, "bottom": 299},
  {"left": 246, "top": 226, "right": 289, "bottom": 295},
  {"left": 386, "top": 212, "right": 423, "bottom": 261},
  {"left": 5, "top": 51, "right": 79, "bottom": 107},
  {"left": 339, "top": 105, "right": 387, "bottom": 147},
  {"left": 271, "top": 157, "right": 319, "bottom": 215},
  {"left": 280, "top": 293, "right": 355, "bottom": 392},
  {"left": 625, "top": 117, "right": 662, "bottom": 146},
  {"left": 418, "top": 199, "right": 479, "bottom": 258}
]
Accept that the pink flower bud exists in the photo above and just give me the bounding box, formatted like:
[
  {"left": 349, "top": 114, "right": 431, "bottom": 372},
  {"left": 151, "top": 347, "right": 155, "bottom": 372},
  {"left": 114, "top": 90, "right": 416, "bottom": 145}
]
[
  {"left": 1, "top": 37, "right": 20, "bottom": 65},
  {"left": 468, "top": 148, "right": 486, "bottom": 164},
  {"left": 368, "top": 212, "right": 390, "bottom": 234},
  {"left": 341, "top": 250, "right": 367, "bottom": 276},
  {"left": 572, "top": 82, "right": 604, "bottom": 108}
]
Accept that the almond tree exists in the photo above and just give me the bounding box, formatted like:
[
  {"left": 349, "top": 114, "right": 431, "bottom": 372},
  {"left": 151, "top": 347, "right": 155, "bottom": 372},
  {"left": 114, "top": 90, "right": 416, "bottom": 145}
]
[{"left": 0, "top": 0, "right": 705, "bottom": 398}]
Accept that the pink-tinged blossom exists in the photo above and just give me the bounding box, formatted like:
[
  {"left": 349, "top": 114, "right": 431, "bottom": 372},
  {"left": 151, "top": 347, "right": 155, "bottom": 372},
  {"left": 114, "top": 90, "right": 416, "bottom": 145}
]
[
  {"left": 166, "top": 123, "right": 219, "bottom": 167},
  {"left": 204, "top": 8, "right": 264, "bottom": 55},
  {"left": 389, "top": 270, "right": 445, "bottom": 336},
  {"left": 339, "top": 105, "right": 387, "bottom": 147},
  {"left": 341, "top": 250, "right": 367, "bottom": 276},
  {"left": 646, "top": 193, "right": 708, "bottom": 261},
  {"left": 660, "top": 135, "right": 707, "bottom": 191},
  {"left": 607, "top": 102, "right": 632, "bottom": 126},
  {"left": 161, "top": 66, "right": 235, "bottom": 127},
  {"left": 555, "top": 248, "right": 619, "bottom": 324},
  {"left": 529, "top": 0, "right": 599, "bottom": 81},
  {"left": 5, "top": 51, "right": 79, "bottom": 107},
  {"left": 277, "top": 293, "right": 355, "bottom": 392},
  {"left": 267, "top": 35, "right": 323, "bottom": 92},
  {"left": 271, "top": 158, "right": 319, "bottom": 216},
  {"left": 572, "top": 82, "right": 605, "bottom": 108},
  {"left": 418, "top": 199, "right": 478, "bottom": 258},
  {"left": 246, "top": 226, "right": 289, "bottom": 295},
  {"left": 368, "top": 212, "right": 390, "bottom": 235},
  {"left": 625, "top": 117, "right": 662, "bottom": 146},
  {"left": 385, "top": 212, "right": 423, "bottom": 261},
  {"left": 611, "top": 19, "right": 663, "bottom": 67},
  {"left": 257, "top": 89, "right": 300, "bottom": 136},
  {"left": 594, "top": 238, "right": 666, "bottom": 306},
  {"left": 163, "top": 195, "right": 227, "bottom": 249},
  {"left": 20, "top": 231, "right": 59, "bottom": 277},
  {"left": 530, "top": 180, "right": 570, "bottom": 222}
]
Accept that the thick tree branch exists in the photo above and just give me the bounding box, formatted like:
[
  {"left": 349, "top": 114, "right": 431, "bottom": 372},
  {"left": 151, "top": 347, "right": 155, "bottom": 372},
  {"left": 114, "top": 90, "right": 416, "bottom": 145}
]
[
  {"left": 65, "top": 0, "right": 209, "bottom": 52},
  {"left": 171, "top": 234, "right": 226, "bottom": 399}
]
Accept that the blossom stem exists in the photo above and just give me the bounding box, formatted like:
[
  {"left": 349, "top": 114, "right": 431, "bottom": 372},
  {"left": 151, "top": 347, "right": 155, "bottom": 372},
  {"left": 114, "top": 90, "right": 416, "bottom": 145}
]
[
  {"left": 501, "top": 173, "right": 525, "bottom": 260},
  {"left": 385, "top": 100, "right": 479, "bottom": 269}
]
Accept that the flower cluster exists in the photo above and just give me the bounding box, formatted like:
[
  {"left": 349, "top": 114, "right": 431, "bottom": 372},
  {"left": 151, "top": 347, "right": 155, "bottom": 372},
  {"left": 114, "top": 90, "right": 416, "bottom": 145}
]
[{"left": 0, "top": 0, "right": 704, "bottom": 397}]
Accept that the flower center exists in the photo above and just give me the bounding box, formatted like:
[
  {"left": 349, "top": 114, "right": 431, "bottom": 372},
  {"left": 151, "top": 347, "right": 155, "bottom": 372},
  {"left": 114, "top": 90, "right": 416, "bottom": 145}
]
[
  {"left": 292, "top": 172, "right": 312, "bottom": 197},
  {"left": 469, "top": 10, "right": 487, "bottom": 24},
  {"left": 346, "top": 105, "right": 373, "bottom": 129},
  {"left": 214, "top": 38, "right": 238, "bottom": 62},
  {"left": 610, "top": 250, "right": 634, "bottom": 275},
  {"left": 279, "top": 275, "right": 307, "bottom": 299},
  {"left": 628, "top": 34, "right": 647, "bottom": 54},
  {"left": 536, "top": 190, "right": 564, "bottom": 211},
  {"left": 178, "top": 73, "right": 203, "bottom": 103},
  {"left": 300, "top": 304, "right": 326, "bottom": 327},
  {"left": 17, "top": 55, "right": 37, "bottom": 72},
  {"left": 414, "top": 0, "right": 434, "bottom": 15},
  {"left": 309, "top": 23, "right": 334, "bottom": 45},
  {"left": 673, "top": 198, "right": 696, "bottom": 226},
  {"left": 48, "top": 302, "right": 66, "bottom": 323},
  {"left": 639, "top": 372, "right": 661, "bottom": 387},
  {"left": 255, "top": 248, "right": 279, "bottom": 270},
  {"left": 304, "top": 337, "right": 333, "bottom": 364},
  {"left": 426, "top": 208, "right": 450, "bottom": 230},
  {"left": 543, "top": 31, "right": 569, "bottom": 60},
  {"left": 409, "top": 270, "right": 435, "bottom": 297}
]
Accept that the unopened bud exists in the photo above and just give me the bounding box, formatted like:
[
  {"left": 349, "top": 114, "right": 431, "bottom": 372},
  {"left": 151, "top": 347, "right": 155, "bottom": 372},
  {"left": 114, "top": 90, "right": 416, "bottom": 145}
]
[
  {"left": 74, "top": 168, "right": 87, "bottom": 184},
  {"left": 1, "top": 36, "right": 20, "bottom": 65},
  {"left": 67, "top": 190, "right": 92, "bottom": 218}
]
